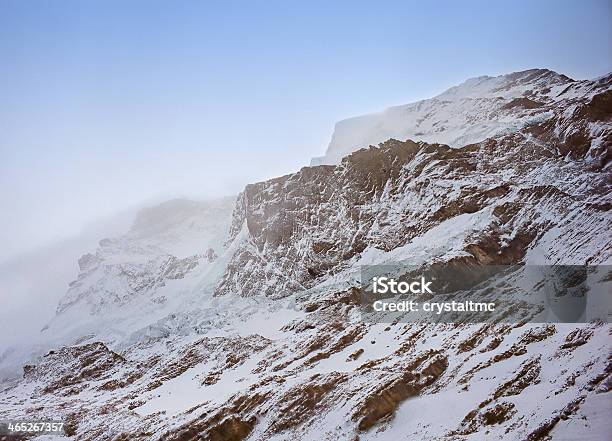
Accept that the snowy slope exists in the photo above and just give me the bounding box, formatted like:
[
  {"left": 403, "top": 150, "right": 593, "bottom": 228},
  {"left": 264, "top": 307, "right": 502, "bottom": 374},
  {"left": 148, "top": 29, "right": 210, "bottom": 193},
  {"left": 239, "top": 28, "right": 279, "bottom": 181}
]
[
  {"left": 0, "top": 197, "right": 235, "bottom": 380},
  {"left": 312, "top": 69, "right": 608, "bottom": 165},
  {"left": 0, "top": 70, "right": 610, "bottom": 441}
]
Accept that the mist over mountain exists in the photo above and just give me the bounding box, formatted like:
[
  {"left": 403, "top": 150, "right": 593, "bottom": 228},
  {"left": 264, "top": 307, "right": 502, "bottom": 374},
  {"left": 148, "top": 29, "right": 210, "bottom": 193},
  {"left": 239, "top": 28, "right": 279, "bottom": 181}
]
[
  {"left": 313, "top": 69, "right": 607, "bottom": 165},
  {"left": 0, "top": 69, "right": 610, "bottom": 440}
]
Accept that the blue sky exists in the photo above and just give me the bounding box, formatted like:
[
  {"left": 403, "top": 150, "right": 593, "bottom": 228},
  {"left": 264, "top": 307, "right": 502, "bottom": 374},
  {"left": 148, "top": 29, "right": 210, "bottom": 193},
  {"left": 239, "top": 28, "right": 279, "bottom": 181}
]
[{"left": 0, "top": 0, "right": 610, "bottom": 260}]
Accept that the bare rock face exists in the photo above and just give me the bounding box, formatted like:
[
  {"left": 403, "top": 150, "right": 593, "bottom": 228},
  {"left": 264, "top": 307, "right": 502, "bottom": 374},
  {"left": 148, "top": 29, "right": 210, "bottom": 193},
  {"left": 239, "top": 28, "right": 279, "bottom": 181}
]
[
  {"left": 353, "top": 353, "right": 448, "bottom": 432},
  {"left": 218, "top": 74, "right": 611, "bottom": 297},
  {"left": 23, "top": 342, "right": 126, "bottom": 396},
  {"left": 1, "top": 70, "right": 611, "bottom": 440},
  {"left": 204, "top": 247, "right": 218, "bottom": 263}
]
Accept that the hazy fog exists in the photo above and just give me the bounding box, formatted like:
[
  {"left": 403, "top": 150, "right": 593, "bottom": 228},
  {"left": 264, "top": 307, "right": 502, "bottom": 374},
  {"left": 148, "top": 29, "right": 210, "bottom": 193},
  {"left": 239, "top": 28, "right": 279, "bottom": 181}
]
[
  {"left": 2, "top": 0, "right": 610, "bottom": 263},
  {"left": 0, "top": 208, "right": 135, "bottom": 350},
  {"left": 0, "top": 1, "right": 610, "bottom": 352}
]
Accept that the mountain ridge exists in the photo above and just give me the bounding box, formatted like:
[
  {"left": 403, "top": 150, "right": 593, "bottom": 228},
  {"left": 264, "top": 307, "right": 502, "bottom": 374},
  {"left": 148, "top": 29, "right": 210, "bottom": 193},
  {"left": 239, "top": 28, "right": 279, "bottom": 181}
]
[
  {"left": 312, "top": 68, "right": 610, "bottom": 165},
  {"left": 0, "top": 68, "right": 610, "bottom": 440}
]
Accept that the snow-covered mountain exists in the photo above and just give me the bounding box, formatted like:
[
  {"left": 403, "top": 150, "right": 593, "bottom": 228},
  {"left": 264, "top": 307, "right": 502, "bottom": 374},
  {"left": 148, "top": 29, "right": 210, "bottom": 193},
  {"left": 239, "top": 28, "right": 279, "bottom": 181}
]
[
  {"left": 0, "top": 197, "right": 235, "bottom": 380},
  {"left": 312, "top": 69, "right": 609, "bottom": 165},
  {"left": 0, "top": 69, "right": 610, "bottom": 441}
]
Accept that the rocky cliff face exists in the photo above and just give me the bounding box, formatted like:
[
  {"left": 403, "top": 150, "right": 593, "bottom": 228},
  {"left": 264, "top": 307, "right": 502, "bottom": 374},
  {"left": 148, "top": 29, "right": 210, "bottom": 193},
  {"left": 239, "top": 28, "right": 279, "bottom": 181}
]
[
  {"left": 0, "top": 70, "right": 610, "bottom": 441},
  {"left": 219, "top": 74, "right": 611, "bottom": 298}
]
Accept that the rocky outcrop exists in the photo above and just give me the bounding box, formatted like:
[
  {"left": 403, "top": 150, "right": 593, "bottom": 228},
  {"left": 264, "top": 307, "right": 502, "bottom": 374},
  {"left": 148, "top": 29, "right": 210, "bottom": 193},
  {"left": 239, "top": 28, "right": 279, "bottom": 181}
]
[
  {"left": 23, "top": 342, "right": 126, "bottom": 395},
  {"left": 218, "top": 77, "right": 611, "bottom": 297}
]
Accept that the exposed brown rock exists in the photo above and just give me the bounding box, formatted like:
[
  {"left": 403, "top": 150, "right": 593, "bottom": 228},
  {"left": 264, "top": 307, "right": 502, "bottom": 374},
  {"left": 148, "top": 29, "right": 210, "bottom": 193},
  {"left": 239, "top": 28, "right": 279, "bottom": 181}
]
[
  {"left": 526, "top": 396, "right": 585, "bottom": 441},
  {"left": 501, "top": 97, "right": 544, "bottom": 110},
  {"left": 269, "top": 373, "right": 347, "bottom": 433},
  {"left": 354, "top": 355, "right": 448, "bottom": 432},
  {"left": 560, "top": 328, "right": 594, "bottom": 350},
  {"left": 493, "top": 357, "right": 541, "bottom": 399}
]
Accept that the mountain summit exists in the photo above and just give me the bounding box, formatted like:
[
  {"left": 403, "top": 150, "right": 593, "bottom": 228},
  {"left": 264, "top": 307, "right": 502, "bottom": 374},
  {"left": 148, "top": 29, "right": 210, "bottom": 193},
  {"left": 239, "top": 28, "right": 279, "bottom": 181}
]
[{"left": 312, "top": 68, "right": 609, "bottom": 165}]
